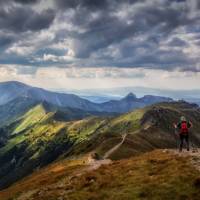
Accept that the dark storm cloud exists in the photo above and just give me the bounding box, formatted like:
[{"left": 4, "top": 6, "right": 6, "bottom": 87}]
[
  {"left": 70, "top": 13, "right": 139, "bottom": 58},
  {"left": 55, "top": 0, "right": 193, "bottom": 59},
  {"left": 56, "top": 0, "right": 108, "bottom": 10},
  {"left": 0, "top": 35, "right": 15, "bottom": 48},
  {"left": 0, "top": 0, "right": 40, "bottom": 5},
  {"left": 55, "top": 0, "right": 142, "bottom": 10},
  {"left": 53, "top": 0, "right": 200, "bottom": 71},
  {"left": 0, "top": 7, "right": 55, "bottom": 32},
  {"left": 0, "top": 0, "right": 199, "bottom": 72},
  {"left": 14, "top": 0, "right": 40, "bottom": 4},
  {"left": 0, "top": 31, "right": 18, "bottom": 53}
]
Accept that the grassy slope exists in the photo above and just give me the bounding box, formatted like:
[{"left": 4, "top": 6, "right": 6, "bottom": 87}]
[
  {"left": 1, "top": 150, "right": 200, "bottom": 200},
  {"left": 8, "top": 100, "right": 198, "bottom": 161},
  {"left": 0, "top": 104, "right": 54, "bottom": 156},
  {"left": 0, "top": 103, "right": 147, "bottom": 165},
  {"left": 67, "top": 101, "right": 200, "bottom": 161},
  {"left": 0, "top": 104, "right": 109, "bottom": 189},
  {"left": 1, "top": 101, "right": 200, "bottom": 189},
  {"left": 63, "top": 107, "right": 147, "bottom": 158},
  {"left": 13, "top": 104, "right": 47, "bottom": 134}
]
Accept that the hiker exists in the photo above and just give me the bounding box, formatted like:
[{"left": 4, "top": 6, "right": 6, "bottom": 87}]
[{"left": 173, "top": 116, "right": 192, "bottom": 152}]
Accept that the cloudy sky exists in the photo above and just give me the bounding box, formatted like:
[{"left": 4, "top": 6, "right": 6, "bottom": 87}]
[{"left": 0, "top": 0, "right": 200, "bottom": 91}]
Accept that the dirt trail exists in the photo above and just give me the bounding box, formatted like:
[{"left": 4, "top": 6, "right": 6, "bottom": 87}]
[
  {"left": 87, "top": 158, "right": 112, "bottom": 171},
  {"left": 8, "top": 147, "right": 200, "bottom": 200},
  {"left": 103, "top": 134, "right": 127, "bottom": 159},
  {"left": 12, "top": 133, "right": 200, "bottom": 200},
  {"left": 61, "top": 134, "right": 128, "bottom": 179},
  {"left": 65, "top": 134, "right": 128, "bottom": 178},
  {"left": 16, "top": 156, "right": 112, "bottom": 200},
  {"left": 165, "top": 148, "right": 200, "bottom": 171},
  {"left": 36, "top": 136, "right": 129, "bottom": 199}
]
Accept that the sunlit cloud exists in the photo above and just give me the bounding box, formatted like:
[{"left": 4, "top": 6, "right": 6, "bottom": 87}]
[{"left": 0, "top": 0, "right": 199, "bottom": 90}]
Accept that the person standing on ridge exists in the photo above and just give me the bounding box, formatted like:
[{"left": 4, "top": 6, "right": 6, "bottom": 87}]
[{"left": 173, "top": 116, "right": 192, "bottom": 152}]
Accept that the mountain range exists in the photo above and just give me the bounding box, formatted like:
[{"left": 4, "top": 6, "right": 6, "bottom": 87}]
[
  {"left": 66, "top": 86, "right": 200, "bottom": 105},
  {"left": 0, "top": 81, "right": 199, "bottom": 199},
  {"left": 0, "top": 81, "right": 173, "bottom": 115},
  {"left": 0, "top": 99, "right": 199, "bottom": 190}
]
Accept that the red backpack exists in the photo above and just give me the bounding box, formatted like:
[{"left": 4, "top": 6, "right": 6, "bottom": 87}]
[{"left": 180, "top": 121, "right": 188, "bottom": 134}]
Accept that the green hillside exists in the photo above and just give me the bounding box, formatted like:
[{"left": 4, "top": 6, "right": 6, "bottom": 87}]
[
  {"left": 67, "top": 101, "right": 200, "bottom": 160},
  {"left": 0, "top": 101, "right": 200, "bottom": 190},
  {"left": 13, "top": 104, "right": 47, "bottom": 134},
  {"left": 0, "top": 102, "right": 110, "bottom": 189}
]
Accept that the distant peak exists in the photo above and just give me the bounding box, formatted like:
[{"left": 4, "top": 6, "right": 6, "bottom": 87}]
[
  {"left": 123, "top": 92, "right": 137, "bottom": 100},
  {"left": 0, "top": 81, "right": 30, "bottom": 88},
  {"left": 126, "top": 92, "right": 137, "bottom": 97}
]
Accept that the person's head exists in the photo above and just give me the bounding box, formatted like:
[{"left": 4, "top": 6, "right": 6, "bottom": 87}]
[{"left": 180, "top": 116, "right": 186, "bottom": 122}]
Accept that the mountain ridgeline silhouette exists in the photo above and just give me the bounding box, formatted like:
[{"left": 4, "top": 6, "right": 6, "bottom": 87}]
[{"left": 0, "top": 81, "right": 173, "bottom": 114}]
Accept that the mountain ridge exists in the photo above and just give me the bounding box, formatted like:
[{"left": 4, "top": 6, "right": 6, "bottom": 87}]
[
  {"left": 0, "top": 81, "right": 173, "bottom": 113},
  {"left": 0, "top": 101, "right": 199, "bottom": 190}
]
